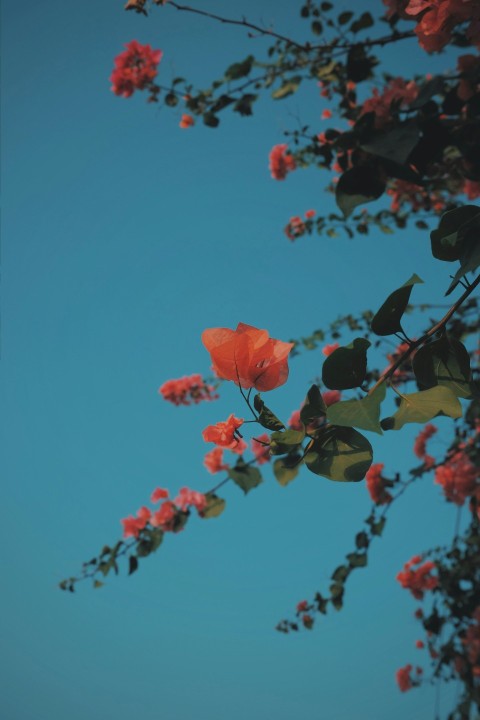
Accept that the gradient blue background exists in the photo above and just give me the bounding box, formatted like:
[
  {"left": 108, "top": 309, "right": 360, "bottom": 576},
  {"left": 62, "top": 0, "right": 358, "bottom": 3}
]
[{"left": 2, "top": 1, "right": 468, "bottom": 718}]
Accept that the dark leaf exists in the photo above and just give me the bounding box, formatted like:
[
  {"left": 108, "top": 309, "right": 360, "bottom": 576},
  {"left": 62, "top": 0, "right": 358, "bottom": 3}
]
[
  {"left": 371, "top": 273, "right": 423, "bottom": 336},
  {"left": 322, "top": 338, "right": 371, "bottom": 390}
]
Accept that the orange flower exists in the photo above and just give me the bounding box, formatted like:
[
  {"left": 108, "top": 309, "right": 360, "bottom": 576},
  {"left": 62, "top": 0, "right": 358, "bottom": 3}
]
[
  {"left": 179, "top": 113, "right": 194, "bottom": 129},
  {"left": 202, "top": 322, "right": 294, "bottom": 392},
  {"left": 202, "top": 414, "right": 244, "bottom": 449}
]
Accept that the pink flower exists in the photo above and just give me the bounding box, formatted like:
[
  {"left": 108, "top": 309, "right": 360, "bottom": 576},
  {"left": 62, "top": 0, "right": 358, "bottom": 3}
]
[
  {"left": 174, "top": 487, "right": 207, "bottom": 513},
  {"left": 230, "top": 438, "right": 248, "bottom": 455},
  {"left": 204, "top": 448, "right": 229, "bottom": 474},
  {"left": 151, "top": 500, "right": 177, "bottom": 530}
]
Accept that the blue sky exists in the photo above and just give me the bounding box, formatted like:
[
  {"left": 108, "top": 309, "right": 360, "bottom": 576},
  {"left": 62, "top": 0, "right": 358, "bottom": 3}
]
[{"left": 1, "top": 1, "right": 469, "bottom": 718}]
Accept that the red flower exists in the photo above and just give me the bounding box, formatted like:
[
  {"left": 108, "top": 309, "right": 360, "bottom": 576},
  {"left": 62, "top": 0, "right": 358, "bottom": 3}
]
[
  {"left": 396, "top": 557, "right": 438, "bottom": 599},
  {"left": 302, "top": 614, "right": 314, "bottom": 629},
  {"left": 202, "top": 323, "right": 294, "bottom": 392},
  {"left": 284, "top": 216, "right": 306, "bottom": 241},
  {"left": 435, "top": 451, "right": 479, "bottom": 506},
  {"left": 361, "top": 78, "right": 419, "bottom": 128},
  {"left": 365, "top": 463, "right": 393, "bottom": 505},
  {"left": 415, "top": 640, "right": 424, "bottom": 649},
  {"left": 396, "top": 664, "right": 413, "bottom": 692},
  {"left": 179, "top": 113, "right": 194, "bottom": 129},
  {"left": 252, "top": 434, "right": 271, "bottom": 465},
  {"left": 413, "top": 424, "right": 437, "bottom": 468},
  {"left": 464, "top": 179, "right": 480, "bottom": 200},
  {"left": 121, "top": 506, "right": 151, "bottom": 538},
  {"left": 204, "top": 447, "right": 229, "bottom": 474},
  {"left": 288, "top": 409, "right": 302, "bottom": 430},
  {"left": 159, "top": 374, "right": 218, "bottom": 406},
  {"left": 269, "top": 144, "right": 296, "bottom": 180},
  {"left": 321, "top": 109, "right": 332, "bottom": 120},
  {"left": 305, "top": 209, "right": 316, "bottom": 219},
  {"left": 296, "top": 600, "right": 309, "bottom": 613},
  {"left": 322, "top": 343, "right": 339, "bottom": 357},
  {"left": 202, "top": 414, "right": 244, "bottom": 449},
  {"left": 230, "top": 437, "right": 248, "bottom": 455},
  {"left": 110, "top": 40, "right": 162, "bottom": 98}
]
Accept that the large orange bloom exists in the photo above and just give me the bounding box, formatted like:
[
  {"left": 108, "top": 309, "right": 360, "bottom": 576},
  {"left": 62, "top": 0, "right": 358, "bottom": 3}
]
[{"left": 202, "top": 323, "right": 294, "bottom": 392}]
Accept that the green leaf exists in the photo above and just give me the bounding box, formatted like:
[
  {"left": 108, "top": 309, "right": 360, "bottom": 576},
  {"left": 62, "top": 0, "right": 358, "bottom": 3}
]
[
  {"left": 254, "top": 394, "right": 285, "bottom": 431},
  {"left": 430, "top": 206, "right": 480, "bottom": 262},
  {"left": 381, "top": 385, "right": 462, "bottom": 431},
  {"left": 371, "top": 273, "right": 423, "bottom": 336},
  {"left": 326, "top": 383, "right": 386, "bottom": 434},
  {"left": 445, "top": 230, "right": 480, "bottom": 295},
  {"left": 93, "top": 580, "right": 104, "bottom": 589},
  {"left": 203, "top": 112, "right": 220, "bottom": 128},
  {"left": 338, "top": 11, "right": 353, "bottom": 24},
  {"left": 350, "top": 11, "right": 374, "bottom": 33},
  {"left": 128, "top": 556, "right": 139, "bottom": 575},
  {"left": 225, "top": 55, "right": 254, "bottom": 80},
  {"left": 305, "top": 426, "right": 373, "bottom": 482},
  {"left": 228, "top": 461, "right": 262, "bottom": 494},
  {"left": 201, "top": 493, "right": 226, "bottom": 519},
  {"left": 273, "top": 457, "right": 300, "bottom": 487},
  {"left": 300, "top": 384, "right": 327, "bottom": 426},
  {"left": 164, "top": 92, "right": 179, "bottom": 107},
  {"left": 346, "top": 552, "right": 368, "bottom": 568},
  {"left": 332, "top": 565, "right": 350, "bottom": 582},
  {"left": 272, "top": 78, "right": 301, "bottom": 100},
  {"left": 413, "top": 334, "right": 473, "bottom": 399},
  {"left": 335, "top": 166, "right": 386, "bottom": 218},
  {"left": 269, "top": 429, "right": 305, "bottom": 455},
  {"left": 233, "top": 93, "right": 257, "bottom": 117},
  {"left": 322, "top": 338, "right": 371, "bottom": 390},
  {"left": 311, "top": 20, "right": 323, "bottom": 35},
  {"left": 360, "top": 122, "right": 420, "bottom": 166}
]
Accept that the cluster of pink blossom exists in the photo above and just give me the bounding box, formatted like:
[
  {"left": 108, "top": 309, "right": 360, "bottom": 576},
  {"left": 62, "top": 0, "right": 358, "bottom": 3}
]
[
  {"left": 396, "top": 555, "right": 438, "bottom": 600},
  {"left": 110, "top": 40, "right": 162, "bottom": 97},
  {"left": 121, "top": 486, "right": 207, "bottom": 538},
  {"left": 159, "top": 374, "right": 218, "bottom": 406},
  {"left": 269, "top": 144, "right": 296, "bottom": 180}
]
